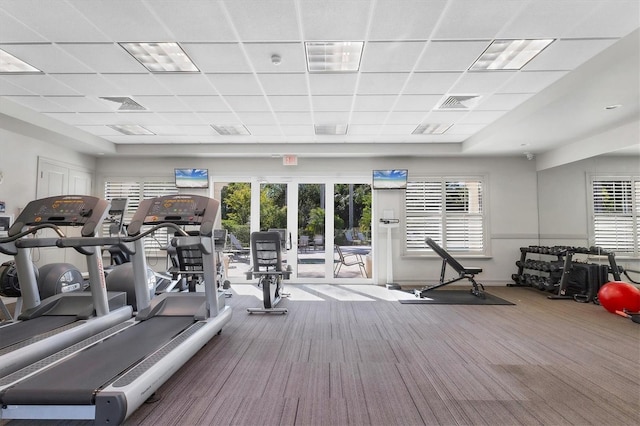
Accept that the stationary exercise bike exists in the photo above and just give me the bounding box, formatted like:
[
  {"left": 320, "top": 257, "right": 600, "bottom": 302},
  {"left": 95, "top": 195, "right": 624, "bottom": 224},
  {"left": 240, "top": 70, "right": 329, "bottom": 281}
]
[{"left": 245, "top": 230, "right": 291, "bottom": 314}]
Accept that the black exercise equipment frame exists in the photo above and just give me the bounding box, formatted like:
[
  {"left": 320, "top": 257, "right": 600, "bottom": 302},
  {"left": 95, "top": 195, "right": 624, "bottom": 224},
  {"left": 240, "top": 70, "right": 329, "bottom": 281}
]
[{"left": 414, "top": 237, "right": 485, "bottom": 298}]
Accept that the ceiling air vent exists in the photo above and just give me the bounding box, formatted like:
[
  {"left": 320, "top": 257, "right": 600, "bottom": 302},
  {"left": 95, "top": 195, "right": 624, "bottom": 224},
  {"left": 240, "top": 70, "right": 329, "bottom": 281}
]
[
  {"left": 438, "top": 95, "right": 480, "bottom": 110},
  {"left": 100, "top": 97, "right": 146, "bottom": 111},
  {"left": 314, "top": 124, "right": 348, "bottom": 135}
]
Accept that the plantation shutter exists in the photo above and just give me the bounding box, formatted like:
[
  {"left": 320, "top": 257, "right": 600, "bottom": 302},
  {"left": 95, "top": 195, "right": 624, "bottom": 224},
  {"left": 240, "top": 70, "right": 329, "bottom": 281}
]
[
  {"left": 405, "top": 177, "right": 485, "bottom": 254},
  {"left": 103, "top": 179, "right": 178, "bottom": 256},
  {"left": 592, "top": 178, "right": 636, "bottom": 254}
]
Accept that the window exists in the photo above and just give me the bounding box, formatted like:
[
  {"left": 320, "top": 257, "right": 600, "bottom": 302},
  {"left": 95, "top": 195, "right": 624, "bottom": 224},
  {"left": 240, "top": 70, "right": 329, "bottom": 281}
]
[
  {"left": 103, "top": 179, "right": 179, "bottom": 256},
  {"left": 405, "top": 177, "right": 485, "bottom": 254},
  {"left": 591, "top": 176, "right": 639, "bottom": 256}
]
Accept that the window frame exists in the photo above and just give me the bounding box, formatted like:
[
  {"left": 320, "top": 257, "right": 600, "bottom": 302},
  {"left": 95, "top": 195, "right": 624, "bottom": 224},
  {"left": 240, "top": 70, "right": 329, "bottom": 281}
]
[
  {"left": 588, "top": 174, "right": 639, "bottom": 257},
  {"left": 402, "top": 174, "right": 489, "bottom": 257}
]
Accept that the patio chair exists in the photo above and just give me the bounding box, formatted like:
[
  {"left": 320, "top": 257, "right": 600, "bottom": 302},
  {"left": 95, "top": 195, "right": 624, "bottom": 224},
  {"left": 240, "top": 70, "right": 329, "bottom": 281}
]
[
  {"left": 298, "top": 235, "right": 310, "bottom": 252},
  {"left": 313, "top": 234, "right": 324, "bottom": 250},
  {"left": 334, "top": 245, "right": 366, "bottom": 278},
  {"left": 227, "top": 232, "right": 250, "bottom": 262},
  {"left": 344, "top": 229, "right": 361, "bottom": 245}
]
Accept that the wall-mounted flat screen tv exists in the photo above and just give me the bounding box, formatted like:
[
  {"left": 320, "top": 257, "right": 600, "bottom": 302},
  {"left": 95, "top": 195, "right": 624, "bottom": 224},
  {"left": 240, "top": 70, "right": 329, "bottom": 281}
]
[
  {"left": 174, "top": 168, "right": 209, "bottom": 188},
  {"left": 372, "top": 169, "right": 408, "bottom": 190}
]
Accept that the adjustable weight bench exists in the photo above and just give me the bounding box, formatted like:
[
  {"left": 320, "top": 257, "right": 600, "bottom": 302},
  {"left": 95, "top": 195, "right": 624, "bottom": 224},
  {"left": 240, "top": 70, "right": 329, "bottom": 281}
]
[{"left": 414, "top": 237, "right": 485, "bottom": 298}]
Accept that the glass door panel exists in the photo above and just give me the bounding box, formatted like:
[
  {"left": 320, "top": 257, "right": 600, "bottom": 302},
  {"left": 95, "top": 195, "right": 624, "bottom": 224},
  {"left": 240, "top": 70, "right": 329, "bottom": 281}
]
[
  {"left": 333, "top": 184, "right": 373, "bottom": 279},
  {"left": 216, "top": 181, "right": 251, "bottom": 282},
  {"left": 297, "top": 184, "right": 326, "bottom": 278}
]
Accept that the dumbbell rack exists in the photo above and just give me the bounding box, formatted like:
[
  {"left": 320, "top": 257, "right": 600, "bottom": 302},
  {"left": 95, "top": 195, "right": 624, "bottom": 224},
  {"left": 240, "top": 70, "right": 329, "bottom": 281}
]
[{"left": 509, "top": 246, "right": 568, "bottom": 292}]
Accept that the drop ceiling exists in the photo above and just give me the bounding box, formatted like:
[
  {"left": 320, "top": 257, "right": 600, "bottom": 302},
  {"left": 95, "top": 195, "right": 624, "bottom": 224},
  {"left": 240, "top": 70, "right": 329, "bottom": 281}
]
[{"left": 0, "top": 0, "right": 638, "bottom": 165}]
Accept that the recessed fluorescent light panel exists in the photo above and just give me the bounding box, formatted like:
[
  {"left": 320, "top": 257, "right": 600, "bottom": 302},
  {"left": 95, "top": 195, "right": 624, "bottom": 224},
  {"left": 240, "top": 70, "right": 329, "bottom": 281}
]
[
  {"left": 211, "top": 125, "right": 251, "bottom": 135},
  {"left": 0, "top": 49, "right": 41, "bottom": 73},
  {"left": 314, "top": 124, "right": 348, "bottom": 135},
  {"left": 108, "top": 124, "right": 155, "bottom": 135},
  {"left": 470, "top": 39, "right": 554, "bottom": 70},
  {"left": 120, "top": 42, "right": 199, "bottom": 72},
  {"left": 305, "top": 42, "right": 364, "bottom": 72},
  {"left": 412, "top": 123, "right": 452, "bottom": 135}
]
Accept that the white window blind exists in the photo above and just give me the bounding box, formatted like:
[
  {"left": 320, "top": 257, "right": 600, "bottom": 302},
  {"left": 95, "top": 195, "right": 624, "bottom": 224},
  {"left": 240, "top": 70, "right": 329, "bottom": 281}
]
[
  {"left": 592, "top": 177, "right": 638, "bottom": 255},
  {"left": 405, "top": 178, "right": 485, "bottom": 254},
  {"left": 103, "top": 179, "right": 178, "bottom": 256}
]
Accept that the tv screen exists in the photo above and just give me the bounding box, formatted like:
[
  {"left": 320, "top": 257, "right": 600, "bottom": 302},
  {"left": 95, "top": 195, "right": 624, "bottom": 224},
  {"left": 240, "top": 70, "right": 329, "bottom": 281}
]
[
  {"left": 174, "top": 168, "right": 209, "bottom": 188},
  {"left": 372, "top": 169, "right": 408, "bottom": 190}
]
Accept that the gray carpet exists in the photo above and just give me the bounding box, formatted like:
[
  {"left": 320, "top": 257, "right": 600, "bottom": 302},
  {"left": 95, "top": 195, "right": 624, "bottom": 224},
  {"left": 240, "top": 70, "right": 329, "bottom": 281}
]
[{"left": 400, "top": 289, "right": 515, "bottom": 305}]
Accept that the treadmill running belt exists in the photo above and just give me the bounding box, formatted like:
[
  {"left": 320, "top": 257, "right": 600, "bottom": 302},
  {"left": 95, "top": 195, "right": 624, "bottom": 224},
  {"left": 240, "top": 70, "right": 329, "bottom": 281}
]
[
  {"left": 0, "top": 316, "right": 194, "bottom": 405},
  {"left": 0, "top": 316, "right": 77, "bottom": 350}
]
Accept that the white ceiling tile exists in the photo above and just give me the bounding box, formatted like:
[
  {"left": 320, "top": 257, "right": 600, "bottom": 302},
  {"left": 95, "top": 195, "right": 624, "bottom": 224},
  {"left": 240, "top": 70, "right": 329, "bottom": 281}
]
[
  {"left": 0, "top": 78, "right": 36, "bottom": 95},
  {"left": 0, "top": 75, "right": 80, "bottom": 96},
  {"left": 564, "top": 1, "right": 640, "bottom": 38},
  {"left": 394, "top": 94, "right": 441, "bottom": 111},
  {"left": 360, "top": 42, "right": 426, "bottom": 72},
  {"left": 423, "top": 110, "right": 469, "bottom": 122},
  {"left": 156, "top": 112, "right": 206, "bottom": 125},
  {"left": 312, "top": 96, "right": 352, "bottom": 111},
  {"left": 224, "top": 0, "right": 301, "bottom": 41},
  {"left": 268, "top": 95, "right": 310, "bottom": 111},
  {"left": 457, "top": 110, "right": 508, "bottom": 124},
  {"left": 76, "top": 125, "right": 123, "bottom": 136},
  {"left": 101, "top": 74, "right": 172, "bottom": 96},
  {"left": 524, "top": 39, "right": 618, "bottom": 71},
  {"left": 258, "top": 74, "right": 308, "bottom": 95},
  {"left": 434, "top": 0, "right": 527, "bottom": 39},
  {"left": 350, "top": 111, "right": 389, "bottom": 124},
  {"left": 44, "top": 112, "right": 100, "bottom": 125},
  {"left": 386, "top": 111, "right": 428, "bottom": 125},
  {"left": 247, "top": 126, "right": 283, "bottom": 136},
  {"left": 347, "top": 125, "right": 383, "bottom": 135},
  {"left": 313, "top": 111, "right": 350, "bottom": 123},
  {"left": 145, "top": 125, "right": 214, "bottom": 136},
  {"left": 281, "top": 125, "right": 314, "bottom": 136},
  {"left": 197, "top": 112, "right": 242, "bottom": 125},
  {"left": 225, "top": 96, "right": 271, "bottom": 112},
  {"left": 50, "top": 74, "right": 123, "bottom": 96},
  {"left": 109, "top": 112, "right": 166, "bottom": 126},
  {"left": 368, "top": 0, "right": 446, "bottom": 40},
  {"left": 0, "top": 1, "right": 109, "bottom": 42},
  {"left": 451, "top": 71, "right": 517, "bottom": 94},
  {"left": 356, "top": 73, "right": 408, "bottom": 95},
  {"left": 0, "top": 43, "right": 93, "bottom": 73},
  {"left": 181, "top": 43, "right": 252, "bottom": 73},
  {"left": 154, "top": 74, "right": 218, "bottom": 96},
  {"left": 300, "top": 1, "right": 371, "bottom": 40},
  {"left": 497, "top": 0, "right": 603, "bottom": 39},
  {"left": 235, "top": 112, "right": 277, "bottom": 125},
  {"left": 416, "top": 41, "right": 489, "bottom": 71},
  {"left": 207, "top": 74, "right": 263, "bottom": 95},
  {"left": 46, "top": 96, "right": 113, "bottom": 113},
  {"left": 68, "top": 0, "right": 173, "bottom": 41},
  {"left": 309, "top": 74, "right": 358, "bottom": 96},
  {"left": 476, "top": 93, "right": 534, "bottom": 110},
  {"left": 57, "top": 44, "right": 143, "bottom": 73},
  {"left": 243, "top": 43, "right": 306, "bottom": 73},
  {"left": 403, "top": 72, "right": 461, "bottom": 94},
  {"left": 378, "top": 124, "right": 416, "bottom": 135},
  {"left": 274, "top": 112, "right": 313, "bottom": 125},
  {"left": 143, "top": 1, "right": 236, "bottom": 42},
  {"left": 352, "top": 95, "right": 397, "bottom": 111},
  {"left": 179, "top": 96, "right": 230, "bottom": 112},
  {"left": 4, "top": 96, "right": 66, "bottom": 112},
  {"left": 498, "top": 71, "right": 569, "bottom": 93},
  {"left": 132, "top": 96, "right": 191, "bottom": 112},
  {"left": 0, "top": 9, "right": 46, "bottom": 42}
]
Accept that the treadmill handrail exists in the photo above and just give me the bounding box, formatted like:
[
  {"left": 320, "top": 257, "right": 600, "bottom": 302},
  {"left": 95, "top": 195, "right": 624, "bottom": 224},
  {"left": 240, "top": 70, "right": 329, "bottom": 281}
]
[
  {"left": 56, "top": 223, "right": 190, "bottom": 249},
  {"left": 0, "top": 224, "right": 67, "bottom": 255}
]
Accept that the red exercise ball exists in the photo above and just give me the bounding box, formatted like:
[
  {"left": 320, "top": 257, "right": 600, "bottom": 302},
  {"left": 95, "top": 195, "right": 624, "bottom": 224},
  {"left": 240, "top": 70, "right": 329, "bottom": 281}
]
[{"left": 597, "top": 281, "right": 640, "bottom": 313}]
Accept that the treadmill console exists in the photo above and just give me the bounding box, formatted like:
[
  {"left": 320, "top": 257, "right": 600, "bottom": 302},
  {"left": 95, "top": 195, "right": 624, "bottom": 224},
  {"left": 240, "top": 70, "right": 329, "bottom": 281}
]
[
  {"left": 128, "top": 195, "right": 220, "bottom": 237},
  {"left": 9, "top": 195, "right": 110, "bottom": 237}
]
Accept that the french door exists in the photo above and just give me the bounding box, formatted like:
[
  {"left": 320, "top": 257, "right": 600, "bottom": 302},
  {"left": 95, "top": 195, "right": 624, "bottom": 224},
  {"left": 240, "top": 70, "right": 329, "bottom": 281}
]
[{"left": 218, "top": 178, "right": 372, "bottom": 284}]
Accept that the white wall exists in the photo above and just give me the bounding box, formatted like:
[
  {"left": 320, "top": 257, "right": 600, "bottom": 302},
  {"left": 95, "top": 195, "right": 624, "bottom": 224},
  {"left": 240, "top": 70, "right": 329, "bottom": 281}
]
[
  {"left": 96, "top": 155, "right": 540, "bottom": 285},
  {"left": 0, "top": 129, "right": 96, "bottom": 266},
  {"left": 538, "top": 154, "right": 640, "bottom": 272}
]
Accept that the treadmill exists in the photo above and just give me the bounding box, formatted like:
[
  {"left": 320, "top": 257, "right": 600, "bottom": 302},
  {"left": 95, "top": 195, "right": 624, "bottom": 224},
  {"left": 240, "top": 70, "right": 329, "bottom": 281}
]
[
  {"left": 0, "top": 195, "right": 132, "bottom": 378},
  {"left": 0, "top": 194, "right": 232, "bottom": 424}
]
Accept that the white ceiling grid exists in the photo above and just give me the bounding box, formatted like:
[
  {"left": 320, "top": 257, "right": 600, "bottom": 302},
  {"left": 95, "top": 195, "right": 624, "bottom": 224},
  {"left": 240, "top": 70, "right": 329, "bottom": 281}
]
[{"left": 0, "top": 0, "right": 637, "bottom": 159}]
